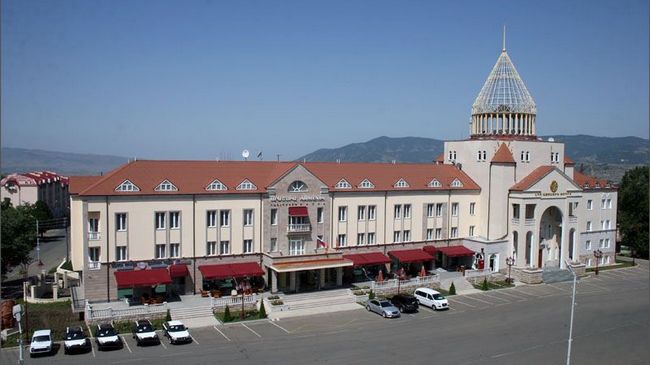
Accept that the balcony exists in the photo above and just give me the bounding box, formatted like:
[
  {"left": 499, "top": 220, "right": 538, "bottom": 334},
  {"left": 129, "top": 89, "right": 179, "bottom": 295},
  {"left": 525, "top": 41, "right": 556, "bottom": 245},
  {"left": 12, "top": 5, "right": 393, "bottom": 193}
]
[
  {"left": 287, "top": 224, "right": 311, "bottom": 233},
  {"left": 511, "top": 218, "right": 520, "bottom": 225},
  {"left": 87, "top": 261, "right": 101, "bottom": 270},
  {"left": 88, "top": 232, "right": 101, "bottom": 240}
]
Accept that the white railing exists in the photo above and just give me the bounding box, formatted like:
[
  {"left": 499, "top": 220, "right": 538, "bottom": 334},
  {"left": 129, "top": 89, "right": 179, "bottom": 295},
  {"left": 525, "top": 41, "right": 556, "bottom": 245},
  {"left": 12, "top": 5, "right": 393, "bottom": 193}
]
[
  {"left": 288, "top": 224, "right": 311, "bottom": 233},
  {"left": 371, "top": 275, "right": 438, "bottom": 290},
  {"left": 211, "top": 294, "right": 258, "bottom": 309},
  {"left": 87, "top": 262, "right": 101, "bottom": 270},
  {"left": 464, "top": 268, "right": 491, "bottom": 278},
  {"left": 86, "top": 302, "right": 168, "bottom": 321},
  {"left": 524, "top": 219, "right": 535, "bottom": 226},
  {"left": 511, "top": 218, "right": 520, "bottom": 225},
  {"left": 88, "top": 232, "right": 101, "bottom": 240}
]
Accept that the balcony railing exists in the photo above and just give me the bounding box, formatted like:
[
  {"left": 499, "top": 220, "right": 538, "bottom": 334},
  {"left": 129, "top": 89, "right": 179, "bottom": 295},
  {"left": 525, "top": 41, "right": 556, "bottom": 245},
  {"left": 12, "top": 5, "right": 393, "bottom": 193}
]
[
  {"left": 524, "top": 219, "right": 535, "bottom": 226},
  {"left": 511, "top": 218, "right": 520, "bottom": 225},
  {"left": 87, "top": 261, "right": 101, "bottom": 270},
  {"left": 287, "top": 223, "right": 311, "bottom": 233},
  {"left": 88, "top": 232, "right": 101, "bottom": 240}
]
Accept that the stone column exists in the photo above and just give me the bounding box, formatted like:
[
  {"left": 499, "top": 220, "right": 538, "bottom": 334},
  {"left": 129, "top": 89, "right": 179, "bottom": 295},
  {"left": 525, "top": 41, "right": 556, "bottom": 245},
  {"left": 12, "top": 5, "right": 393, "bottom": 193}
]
[
  {"left": 271, "top": 270, "right": 278, "bottom": 293},
  {"left": 336, "top": 267, "right": 343, "bottom": 286},
  {"left": 319, "top": 269, "right": 326, "bottom": 289},
  {"left": 289, "top": 272, "right": 296, "bottom": 292}
]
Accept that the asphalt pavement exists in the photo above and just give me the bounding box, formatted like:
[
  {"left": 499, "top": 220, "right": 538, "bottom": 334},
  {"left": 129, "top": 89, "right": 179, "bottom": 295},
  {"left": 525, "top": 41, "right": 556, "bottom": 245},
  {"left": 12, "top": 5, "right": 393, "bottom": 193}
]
[{"left": 2, "top": 261, "right": 648, "bottom": 364}]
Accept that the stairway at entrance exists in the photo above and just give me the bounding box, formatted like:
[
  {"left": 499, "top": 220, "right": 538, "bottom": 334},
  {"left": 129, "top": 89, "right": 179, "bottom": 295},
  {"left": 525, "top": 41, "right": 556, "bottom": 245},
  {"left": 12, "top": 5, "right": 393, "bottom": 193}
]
[
  {"left": 542, "top": 267, "right": 574, "bottom": 283},
  {"left": 269, "top": 288, "right": 360, "bottom": 320}
]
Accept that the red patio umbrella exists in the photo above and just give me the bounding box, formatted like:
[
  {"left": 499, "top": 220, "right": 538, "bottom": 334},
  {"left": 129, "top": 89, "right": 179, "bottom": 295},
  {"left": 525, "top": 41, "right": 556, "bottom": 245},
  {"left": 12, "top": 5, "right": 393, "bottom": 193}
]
[{"left": 419, "top": 265, "right": 427, "bottom": 278}]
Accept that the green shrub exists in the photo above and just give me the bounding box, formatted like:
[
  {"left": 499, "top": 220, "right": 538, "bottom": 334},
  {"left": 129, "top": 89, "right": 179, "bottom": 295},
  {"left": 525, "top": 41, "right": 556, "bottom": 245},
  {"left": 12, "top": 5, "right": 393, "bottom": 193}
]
[
  {"left": 258, "top": 302, "right": 267, "bottom": 319},
  {"left": 267, "top": 295, "right": 280, "bottom": 300},
  {"left": 223, "top": 305, "right": 233, "bottom": 322},
  {"left": 368, "top": 290, "right": 375, "bottom": 300},
  {"left": 165, "top": 309, "right": 172, "bottom": 321},
  {"left": 113, "top": 320, "right": 132, "bottom": 334},
  {"left": 481, "top": 278, "right": 489, "bottom": 291},
  {"left": 270, "top": 299, "right": 284, "bottom": 306},
  {"left": 449, "top": 282, "right": 456, "bottom": 295}
]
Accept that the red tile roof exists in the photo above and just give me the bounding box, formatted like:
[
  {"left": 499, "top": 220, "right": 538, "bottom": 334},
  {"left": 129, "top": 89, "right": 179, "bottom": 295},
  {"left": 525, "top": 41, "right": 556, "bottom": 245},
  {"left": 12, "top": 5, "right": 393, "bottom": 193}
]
[
  {"left": 71, "top": 160, "right": 480, "bottom": 196},
  {"left": 491, "top": 143, "right": 516, "bottom": 164},
  {"left": 434, "top": 153, "right": 444, "bottom": 162},
  {"left": 1, "top": 171, "right": 68, "bottom": 187},
  {"left": 564, "top": 156, "right": 575, "bottom": 165},
  {"left": 510, "top": 166, "right": 556, "bottom": 191},
  {"left": 69, "top": 176, "right": 102, "bottom": 194},
  {"left": 574, "top": 171, "right": 613, "bottom": 189}
]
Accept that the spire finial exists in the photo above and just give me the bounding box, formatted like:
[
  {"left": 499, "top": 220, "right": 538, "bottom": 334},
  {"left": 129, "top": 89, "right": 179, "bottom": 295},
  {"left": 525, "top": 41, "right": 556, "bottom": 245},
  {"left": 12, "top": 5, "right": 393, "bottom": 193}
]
[{"left": 502, "top": 24, "right": 506, "bottom": 52}]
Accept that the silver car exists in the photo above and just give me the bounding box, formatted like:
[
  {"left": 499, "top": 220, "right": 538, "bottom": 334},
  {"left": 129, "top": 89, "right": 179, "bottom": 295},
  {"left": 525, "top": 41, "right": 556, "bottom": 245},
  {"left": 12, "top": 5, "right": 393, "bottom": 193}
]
[{"left": 366, "top": 299, "right": 401, "bottom": 318}]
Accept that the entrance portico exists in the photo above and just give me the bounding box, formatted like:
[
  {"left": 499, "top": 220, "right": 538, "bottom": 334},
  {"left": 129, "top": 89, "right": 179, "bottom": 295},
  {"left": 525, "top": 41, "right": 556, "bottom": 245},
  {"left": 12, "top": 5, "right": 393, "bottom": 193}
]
[{"left": 268, "top": 258, "right": 352, "bottom": 293}]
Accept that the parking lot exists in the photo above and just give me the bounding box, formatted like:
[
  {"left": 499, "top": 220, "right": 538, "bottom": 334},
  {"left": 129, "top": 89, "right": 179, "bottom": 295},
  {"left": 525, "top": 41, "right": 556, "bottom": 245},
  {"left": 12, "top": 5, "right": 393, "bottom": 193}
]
[{"left": 3, "top": 263, "right": 648, "bottom": 364}]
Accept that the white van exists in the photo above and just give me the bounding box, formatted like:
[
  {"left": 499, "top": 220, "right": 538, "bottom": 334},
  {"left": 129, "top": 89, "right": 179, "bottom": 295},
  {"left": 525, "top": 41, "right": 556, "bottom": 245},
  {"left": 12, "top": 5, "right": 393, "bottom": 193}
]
[{"left": 413, "top": 288, "right": 449, "bottom": 310}]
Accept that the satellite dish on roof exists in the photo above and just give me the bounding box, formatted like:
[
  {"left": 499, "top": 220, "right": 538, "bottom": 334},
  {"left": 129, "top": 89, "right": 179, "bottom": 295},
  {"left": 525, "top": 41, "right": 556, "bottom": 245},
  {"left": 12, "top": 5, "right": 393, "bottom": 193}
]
[{"left": 242, "top": 149, "right": 250, "bottom": 160}]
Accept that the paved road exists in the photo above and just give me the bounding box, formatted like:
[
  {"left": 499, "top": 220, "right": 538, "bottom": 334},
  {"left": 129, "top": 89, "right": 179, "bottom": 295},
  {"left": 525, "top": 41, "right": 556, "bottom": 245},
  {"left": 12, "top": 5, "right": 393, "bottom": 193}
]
[
  {"left": 3, "top": 263, "right": 648, "bottom": 364},
  {"left": 4, "top": 228, "right": 68, "bottom": 282}
]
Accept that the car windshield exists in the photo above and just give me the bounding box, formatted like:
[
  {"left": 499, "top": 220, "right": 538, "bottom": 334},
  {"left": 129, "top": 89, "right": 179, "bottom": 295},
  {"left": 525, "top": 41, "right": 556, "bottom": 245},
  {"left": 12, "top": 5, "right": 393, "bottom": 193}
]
[
  {"left": 33, "top": 335, "right": 50, "bottom": 342},
  {"left": 380, "top": 301, "right": 392, "bottom": 307},
  {"left": 97, "top": 327, "right": 117, "bottom": 337},
  {"left": 137, "top": 324, "right": 154, "bottom": 332},
  {"left": 65, "top": 331, "right": 84, "bottom": 340},
  {"left": 433, "top": 294, "right": 446, "bottom": 300},
  {"left": 168, "top": 324, "right": 186, "bottom": 332}
]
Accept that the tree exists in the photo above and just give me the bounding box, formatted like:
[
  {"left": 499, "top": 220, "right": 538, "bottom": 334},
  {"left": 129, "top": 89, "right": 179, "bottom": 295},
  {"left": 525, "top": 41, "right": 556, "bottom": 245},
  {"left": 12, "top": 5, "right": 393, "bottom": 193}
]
[
  {"left": 1, "top": 201, "right": 37, "bottom": 275},
  {"left": 258, "top": 301, "right": 267, "bottom": 319},
  {"left": 223, "top": 305, "right": 233, "bottom": 322},
  {"left": 618, "top": 166, "right": 649, "bottom": 258},
  {"left": 448, "top": 282, "right": 456, "bottom": 295}
]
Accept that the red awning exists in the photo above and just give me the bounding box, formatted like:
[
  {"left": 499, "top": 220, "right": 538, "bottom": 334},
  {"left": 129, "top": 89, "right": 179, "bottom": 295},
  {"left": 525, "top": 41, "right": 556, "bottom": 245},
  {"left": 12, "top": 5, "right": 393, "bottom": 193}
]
[
  {"left": 343, "top": 252, "right": 391, "bottom": 266},
  {"left": 288, "top": 206, "right": 309, "bottom": 216},
  {"left": 422, "top": 246, "right": 437, "bottom": 255},
  {"left": 438, "top": 245, "right": 475, "bottom": 257},
  {"left": 388, "top": 249, "right": 434, "bottom": 263},
  {"left": 114, "top": 268, "right": 172, "bottom": 289},
  {"left": 199, "top": 262, "right": 265, "bottom": 280},
  {"left": 169, "top": 264, "right": 189, "bottom": 278}
]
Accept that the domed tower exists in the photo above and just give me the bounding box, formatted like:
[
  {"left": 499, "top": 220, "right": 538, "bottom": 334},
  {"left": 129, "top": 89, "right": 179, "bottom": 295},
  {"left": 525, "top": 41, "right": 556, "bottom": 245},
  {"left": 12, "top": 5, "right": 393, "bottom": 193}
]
[{"left": 470, "top": 31, "right": 537, "bottom": 139}]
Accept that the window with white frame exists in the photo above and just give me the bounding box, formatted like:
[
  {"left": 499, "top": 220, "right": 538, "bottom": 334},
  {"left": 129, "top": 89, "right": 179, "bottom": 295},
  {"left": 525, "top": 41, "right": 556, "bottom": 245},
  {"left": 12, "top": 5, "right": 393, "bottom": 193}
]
[
  {"left": 357, "top": 233, "right": 365, "bottom": 245},
  {"left": 450, "top": 179, "right": 463, "bottom": 188},
  {"left": 393, "top": 231, "right": 401, "bottom": 243},
  {"left": 606, "top": 199, "right": 612, "bottom": 209},
  {"left": 403, "top": 230, "right": 411, "bottom": 241},
  {"left": 368, "top": 205, "right": 376, "bottom": 220},
  {"left": 116, "top": 246, "right": 127, "bottom": 261},
  {"left": 526, "top": 151, "right": 530, "bottom": 162},
  {"left": 477, "top": 150, "right": 487, "bottom": 162},
  {"left": 289, "top": 181, "right": 307, "bottom": 192},
  {"left": 236, "top": 179, "right": 256, "bottom": 190},
  {"left": 585, "top": 240, "right": 591, "bottom": 250},
  {"left": 606, "top": 220, "right": 611, "bottom": 229},
  {"left": 220, "top": 210, "right": 230, "bottom": 226},
  {"left": 270, "top": 238, "right": 277, "bottom": 252},
  {"left": 551, "top": 152, "right": 559, "bottom": 163},
  {"left": 170, "top": 212, "right": 180, "bottom": 229},
  {"left": 337, "top": 234, "right": 347, "bottom": 247},
  {"left": 358, "top": 179, "right": 374, "bottom": 189},
  {"left": 403, "top": 204, "right": 411, "bottom": 219},
  {"left": 605, "top": 255, "right": 610, "bottom": 264},
  {"left": 155, "top": 180, "right": 178, "bottom": 192},
  {"left": 429, "top": 179, "right": 442, "bottom": 188},
  {"left": 434, "top": 203, "right": 443, "bottom": 217},
  {"left": 435, "top": 228, "right": 442, "bottom": 239},
  {"left": 367, "top": 232, "right": 376, "bottom": 244},
  {"left": 116, "top": 213, "right": 127, "bottom": 231},
  {"left": 88, "top": 217, "right": 99, "bottom": 234},
  {"left": 469, "top": 225, "right": 475, "bottom": 236},
  {"left": 155, "top": 244, "right": 166, "bottom": 259},
  {"left": 451, "top": 227, "right": 458, "bottom": 238},
  {"left": 394, "top": 205, "right": 401, "bottom": 219},
  {"left": 358, "top": 206, "right": 366, "bottom": 221},
  {"left": 448, "top": 150, "right": 457, "bottom": 161},
  {"left": 317, "top": 208, "right": 324, "bottom": 223},
  {"left": 243, "top": 209, "right": 253, "bottom": 226},
  {"left": 115, "top": 180, "right": 140, "bottom": 192},
  {"left": 88, "top": 247, "right": 101, "bottom": 262},
  {"left": 170, "top": 243, "right": 180, "bottom": 258},
  {"left": 426, "top": 204, "right": 434, "bottom": 217},
  {"left": 271, "top": 209, "right": 278, "bottom": 225},
  {"left": 289, "top": 239, "right": 304, "bottom": 255},
  {"left": 207, "top": 210, "right": 217, "bottom": 227},
  {"left": 219, "top": 241, "right": 230, "bottom": 255},
  {"left": 243, "top": 239, "right": 253, "bottom": 253},
  {"left": 451, "top": 203, "right": 459, "bottom": 217},
  {"left": 335, "top": 179, "right": 352, "bottom": 189},
  {"left": 206, "top": 179, "right": 227, "bottom": 191},
  {"left": 601, "top": 220, "right": 605, "bottom": 230},
  {"left": 394, "top": 179, "right": 409, "bottom": 188},
  {"left": 426, "top": 229, "right": 433, "bottom": 240},
  {"left": 155, "top": 212, "right": 166, "bottom": 230},
  {"left": 338, "top": 206, "right": 347, "bottom": 222},
  {"left": 207, "top": 241, "right": 217, "bottom": 256},
  {"left": 586, "top": 221, "right": 592, "bottom": 231},
  {"left": 599, "top": 239, "right": 604, "bottom": 248},
  {"left": 469, "top": 202, "right": 476, "bottom": 215},
  {"left": 513, "top": 204, "right": 520, "bottom": 219},
  {"left": 587, "top": 200, "right": 593, "bottom": 210},
  {"left": 601, "top": 199, "right": 606, "bottom": 209}
]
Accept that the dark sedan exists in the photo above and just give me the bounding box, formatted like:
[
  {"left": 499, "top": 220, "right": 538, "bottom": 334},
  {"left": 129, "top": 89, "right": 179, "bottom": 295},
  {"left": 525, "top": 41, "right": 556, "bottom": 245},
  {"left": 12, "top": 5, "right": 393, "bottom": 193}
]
[{"left": 390, "top": 294, "right": 419, "bottom": 313}]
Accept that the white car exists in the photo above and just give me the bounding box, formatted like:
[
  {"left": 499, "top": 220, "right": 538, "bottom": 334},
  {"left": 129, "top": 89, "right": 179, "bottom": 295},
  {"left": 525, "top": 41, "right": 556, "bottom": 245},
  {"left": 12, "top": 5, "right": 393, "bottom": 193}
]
[
  {"left": 414, "top": 287, "right": 449, "bottom": 310},
  {"left": 163, "top": 320, "right": 192, "bottom": 344},
  {"left": 95, "top": 323, "right": 122, "bottom": 350},
  {"left": 132, "top": 319, "right": 159, "bottom": 346},
  {"left": 64, "top": 326, "right": 90, "bottom": 354},
  {"left": 29, "top": 329, "right": 52, "bottom": 357}
]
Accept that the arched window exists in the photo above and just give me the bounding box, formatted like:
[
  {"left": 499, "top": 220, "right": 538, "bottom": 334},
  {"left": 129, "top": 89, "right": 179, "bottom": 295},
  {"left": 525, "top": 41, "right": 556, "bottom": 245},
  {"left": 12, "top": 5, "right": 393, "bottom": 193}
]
[{"left": 288, "top": 181, "right": 307, "bottom": 192}]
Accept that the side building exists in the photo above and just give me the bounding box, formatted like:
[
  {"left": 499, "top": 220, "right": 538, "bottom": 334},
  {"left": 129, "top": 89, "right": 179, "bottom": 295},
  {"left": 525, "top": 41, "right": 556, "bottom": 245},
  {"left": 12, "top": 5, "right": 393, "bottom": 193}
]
[{"left": 1, "top": 171, "right": 70, "bottom": 217}]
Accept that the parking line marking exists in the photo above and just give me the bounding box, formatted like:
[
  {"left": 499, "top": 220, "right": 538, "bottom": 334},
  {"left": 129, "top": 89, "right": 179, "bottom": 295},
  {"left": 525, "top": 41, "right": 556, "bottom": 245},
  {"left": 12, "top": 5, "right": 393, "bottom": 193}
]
[
  {"left": 91, "top": 342, "right": 96, "bottom": 357},
  {"left": 160, "top": 338, "right": 167, "bottom": 350},
  {"left": 269, "top": 320, "right": 291, "bottom": 334},
  {"left": 213, "top": 325, "right": 231, "bottom": 341},
  {"left": 481, "top": 292, "right": 510, "bottom": 303},
  {"left": 121, "top": 336, "right": 133, "bottom": 353},
  {"left": 449, "top": 298, "right": 476, "bottom": 308},
  {"left": 241, "top": 323, "right": 262, "bottom": 338},
  {"left": 191, "top": 335, "right": 200, "bottom": 345},
  {"left": 498, "top": 290, "right": 528, "bottom": 300},
  {"left": 462, "top": 295, "right": 494, "bottom": 305}
]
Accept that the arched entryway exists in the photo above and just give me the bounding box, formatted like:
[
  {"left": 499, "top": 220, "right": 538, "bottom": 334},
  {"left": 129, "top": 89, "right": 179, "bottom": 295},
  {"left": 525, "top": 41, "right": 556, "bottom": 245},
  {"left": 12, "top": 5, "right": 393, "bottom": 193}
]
[
  {"left": 512, "top": 231, "right": 519, "bottom": 265},
  {"left": 539, "top": 206, "right": 563, "bottom": 268},
  {"left": 489, "top": 254, "right": 499, "bottom": 272}
]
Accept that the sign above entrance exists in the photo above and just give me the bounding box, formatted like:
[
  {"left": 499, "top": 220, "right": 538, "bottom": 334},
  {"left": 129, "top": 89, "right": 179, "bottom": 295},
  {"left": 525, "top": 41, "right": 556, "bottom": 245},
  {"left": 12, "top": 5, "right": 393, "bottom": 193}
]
[{"left": 270, "top": 195, "right": 325, "bottom": 203}]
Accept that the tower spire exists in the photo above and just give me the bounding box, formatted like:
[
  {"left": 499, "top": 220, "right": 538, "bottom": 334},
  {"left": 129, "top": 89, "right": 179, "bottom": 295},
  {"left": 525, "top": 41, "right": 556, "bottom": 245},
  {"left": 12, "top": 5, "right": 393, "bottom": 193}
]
[{"left": 502, "top": 24, "right": 506, "bottom": 52}]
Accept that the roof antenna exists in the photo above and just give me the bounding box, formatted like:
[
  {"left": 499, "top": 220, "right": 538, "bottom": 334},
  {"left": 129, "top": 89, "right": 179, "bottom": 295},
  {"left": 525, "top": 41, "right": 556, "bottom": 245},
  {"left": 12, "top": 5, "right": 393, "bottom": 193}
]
[{"left": 502, "top": 24, "right": 506, "bottom": 52}]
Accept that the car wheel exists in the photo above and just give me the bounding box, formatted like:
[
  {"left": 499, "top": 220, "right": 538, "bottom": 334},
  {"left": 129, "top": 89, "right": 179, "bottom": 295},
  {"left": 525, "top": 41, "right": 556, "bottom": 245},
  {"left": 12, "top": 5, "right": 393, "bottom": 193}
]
[
  {"left": 64, "top": 348, "right": 68, "bottom": 355},
  {"left": 399, "top": 307, "right": 403, "bottom": 313},
  {"left": 382, "top": 312, "right": 387, "bottom": 318},
  {"left": 366, "top": 305, "right": 370, "bottom": 311}
]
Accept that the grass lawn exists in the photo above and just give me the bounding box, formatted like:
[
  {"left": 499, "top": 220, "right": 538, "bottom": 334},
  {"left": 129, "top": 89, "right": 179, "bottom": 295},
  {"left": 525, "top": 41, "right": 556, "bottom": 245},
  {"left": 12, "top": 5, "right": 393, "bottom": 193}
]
[
  {"left": 586, "top": 260, "right": 636, "bottom": 272},
  {"left": 473, "top": 280, "right": 515, "bottom": 291}
]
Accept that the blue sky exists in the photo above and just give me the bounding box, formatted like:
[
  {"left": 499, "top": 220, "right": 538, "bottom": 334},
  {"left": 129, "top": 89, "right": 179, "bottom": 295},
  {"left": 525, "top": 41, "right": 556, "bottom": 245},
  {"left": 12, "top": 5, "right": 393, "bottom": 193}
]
[{"left": 2, "top": 0, "right": 648, "bottom": 160}]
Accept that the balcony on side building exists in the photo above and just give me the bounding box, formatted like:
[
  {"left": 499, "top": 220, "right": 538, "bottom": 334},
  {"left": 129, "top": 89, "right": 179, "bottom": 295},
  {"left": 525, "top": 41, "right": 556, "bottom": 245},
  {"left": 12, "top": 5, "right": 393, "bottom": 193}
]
[
  {"left": 287, "top": 223, "right": 311, "bottom": 233},
  {"left": 88, "top": 231, "right": 101, "bottom": 240}
]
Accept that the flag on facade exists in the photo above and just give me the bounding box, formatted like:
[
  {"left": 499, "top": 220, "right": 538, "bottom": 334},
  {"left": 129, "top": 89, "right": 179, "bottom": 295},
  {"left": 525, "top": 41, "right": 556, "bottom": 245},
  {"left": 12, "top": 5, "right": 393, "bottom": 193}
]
[{"left": 317, "top": 238, "right": 327, "bottom": 249}]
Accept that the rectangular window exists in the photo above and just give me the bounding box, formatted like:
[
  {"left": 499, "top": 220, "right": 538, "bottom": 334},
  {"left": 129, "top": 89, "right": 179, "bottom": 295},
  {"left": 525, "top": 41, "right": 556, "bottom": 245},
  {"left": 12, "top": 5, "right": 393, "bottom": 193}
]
[
  {"left": 435, "top": 203, "right": 443, "bottom": 217},
  {"left": 469, "top": 202, "right": 476, "bottom": 216},
  {"left": 317, "top": 208, "right": 324, "bottom": 223},
  {"left": 338, "top": 206, "right": 347, "bottom": 222},
  {"left": 88, "top": 218, "right": 99, "bottom": 233},
  {"left": 435, "top": 228, "right": 442, "bottom": 240},
  {"left": 403, "top": 230, "right": 411, "bottom": 241},
  {"left": 271, "top": 209, "right": 278, "bottom": 225},
  {"left": 601, "top": 199, "right": 606, "bottom": 209},
  {"left": 426, "top": 228, "right": 433, "bottom": 240},
  {"left": 587, "top": 200, "right": 593, "bottom": 210},
  {"left": 116, "top": 213, "right": 127, "bottom": 231},
  {"left": 587, "top": 221, "right": 592, "bottom": 231},
  {"left": 426, "top": 204, "right": 434, "bottom": 217},
  {"left": 243, "top": 209, "right": 253, "bottom": 226},
  {"left": 394, "top": 205, "right": 401, "bottom": 219},
  {"left": 403, "top": 204, "right": 411, "bottom": 219},
  {"left": 367, "top": 232, "right": 376, "bottom": 244},
  {"left": 270, "top": 238, "right": 277, "bottom": 252},
  {"left": 601, "top": 220, "right": 605, "bottom": 230},
  {"left": 604, "top": 238, "right": 610, "bottom": 248},
  {"left": 357, "top": 233, "right": 365, "bottom": 245},
  {"left": 155, "top": 212, "right": 166, "bottom": 230},
  {"left": 169, "top": 243, "right": 180, "bottom": 258},
  {"left": 219, "top": 241, "right": 230, "bottom": 255},
  {"left": 606, "top": 220, "right": 611, "bottom": 229},
  {"left": 585, "top": 240, "right": 591, "bottom": 250},
  {"left": 116, "top": 246, "right": 127, "bottom": 261},
  {"left": 358, "top": 206, "right": 366, "bottom": 221},
  {"left": 243, "top": 239, "right": 253, "bottom": 253},
  {"left": 289, "top": 239, "right": 304, "bottom": 255},
  {"left": 337, "top": 234, "right": 347, "bottom": 247},
  {"left": 207, "top": 241, "right": 217, "bottom": 256},
  {"left": 512, "top": 204, "right": 520, "bottom": 219},
  {"left": 88, "top": 247, "right": 100, "bottom": 262},
  {"left": 469, "top": 225, "right": 475, "bottom": 236},
  {"left": 607, "top": 199, "right": 612, "bottom": 209},
  {"left": 393, "top": 231, "right": 401, "bottom": 243},
  {"left": 525, "top": 204, "right": 535, "bottom": 219},
  {"left": 220, "top": 210, "right": 230, "bottom": 226},
  {"left": 368, "top": 205, "right": 376, "bottom": 220},
  {"left": 599, "top": 239, "right": 604, "bottom": 249},
  {"left": 451, "top": 203, "right": 459, "bottom": 217},
  {"left": 451, "top": 227, "right": 458, "bottom": 238},
  {"left": 207, "top": 210, "right": 217, "bottom": 227},
  {"left": 170, "top": 212, "right": 180, "bottom": 229},
  {"left": 155, "top": 244, "right": 166, "bottom": 259}
]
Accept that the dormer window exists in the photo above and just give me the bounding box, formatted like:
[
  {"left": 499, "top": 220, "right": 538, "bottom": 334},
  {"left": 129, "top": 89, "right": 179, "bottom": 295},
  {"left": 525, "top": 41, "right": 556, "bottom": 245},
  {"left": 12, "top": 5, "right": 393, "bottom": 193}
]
[
  {"left": 358, "top": 179, "right": 374, "bottom": 189},
  {"left": 450, "top": 178, "right": 464, "bottom": 188},
  {"left": 236, "top": 179, "right": 256, "bottom": 190},
  {"left": 206, "top": 179, "right": 227, "bottom": 191},
  {"left": 115, "top": 180, "right": 140, "bottom": 192},
  {"left": 154, "top": 180, "right": 178, "bottom": 192},
  {"left": 429, "top": 179, "right": 442, "bottom": 188},
  {"left": 289, "top": 181, "right": 307, "bottom": 192},
  {"left": 394, "top": 178, "right": 409, "bottom": 188},
  {"left": 335, "top": 179, "right": 352, "bottom": 189}
]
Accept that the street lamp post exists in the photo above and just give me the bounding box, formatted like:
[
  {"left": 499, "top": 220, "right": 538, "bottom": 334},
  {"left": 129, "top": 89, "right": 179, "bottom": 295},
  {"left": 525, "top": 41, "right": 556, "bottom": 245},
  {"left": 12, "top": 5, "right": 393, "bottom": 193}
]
[
  {"left": 593, "top": 249, "right": 603, "bottom": 275},
  {"left": 505, "top": 256, "right": 515, "bottom": 284},
  {"left": 564, "top": 260, "right": 577, "bottom": 365}
]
